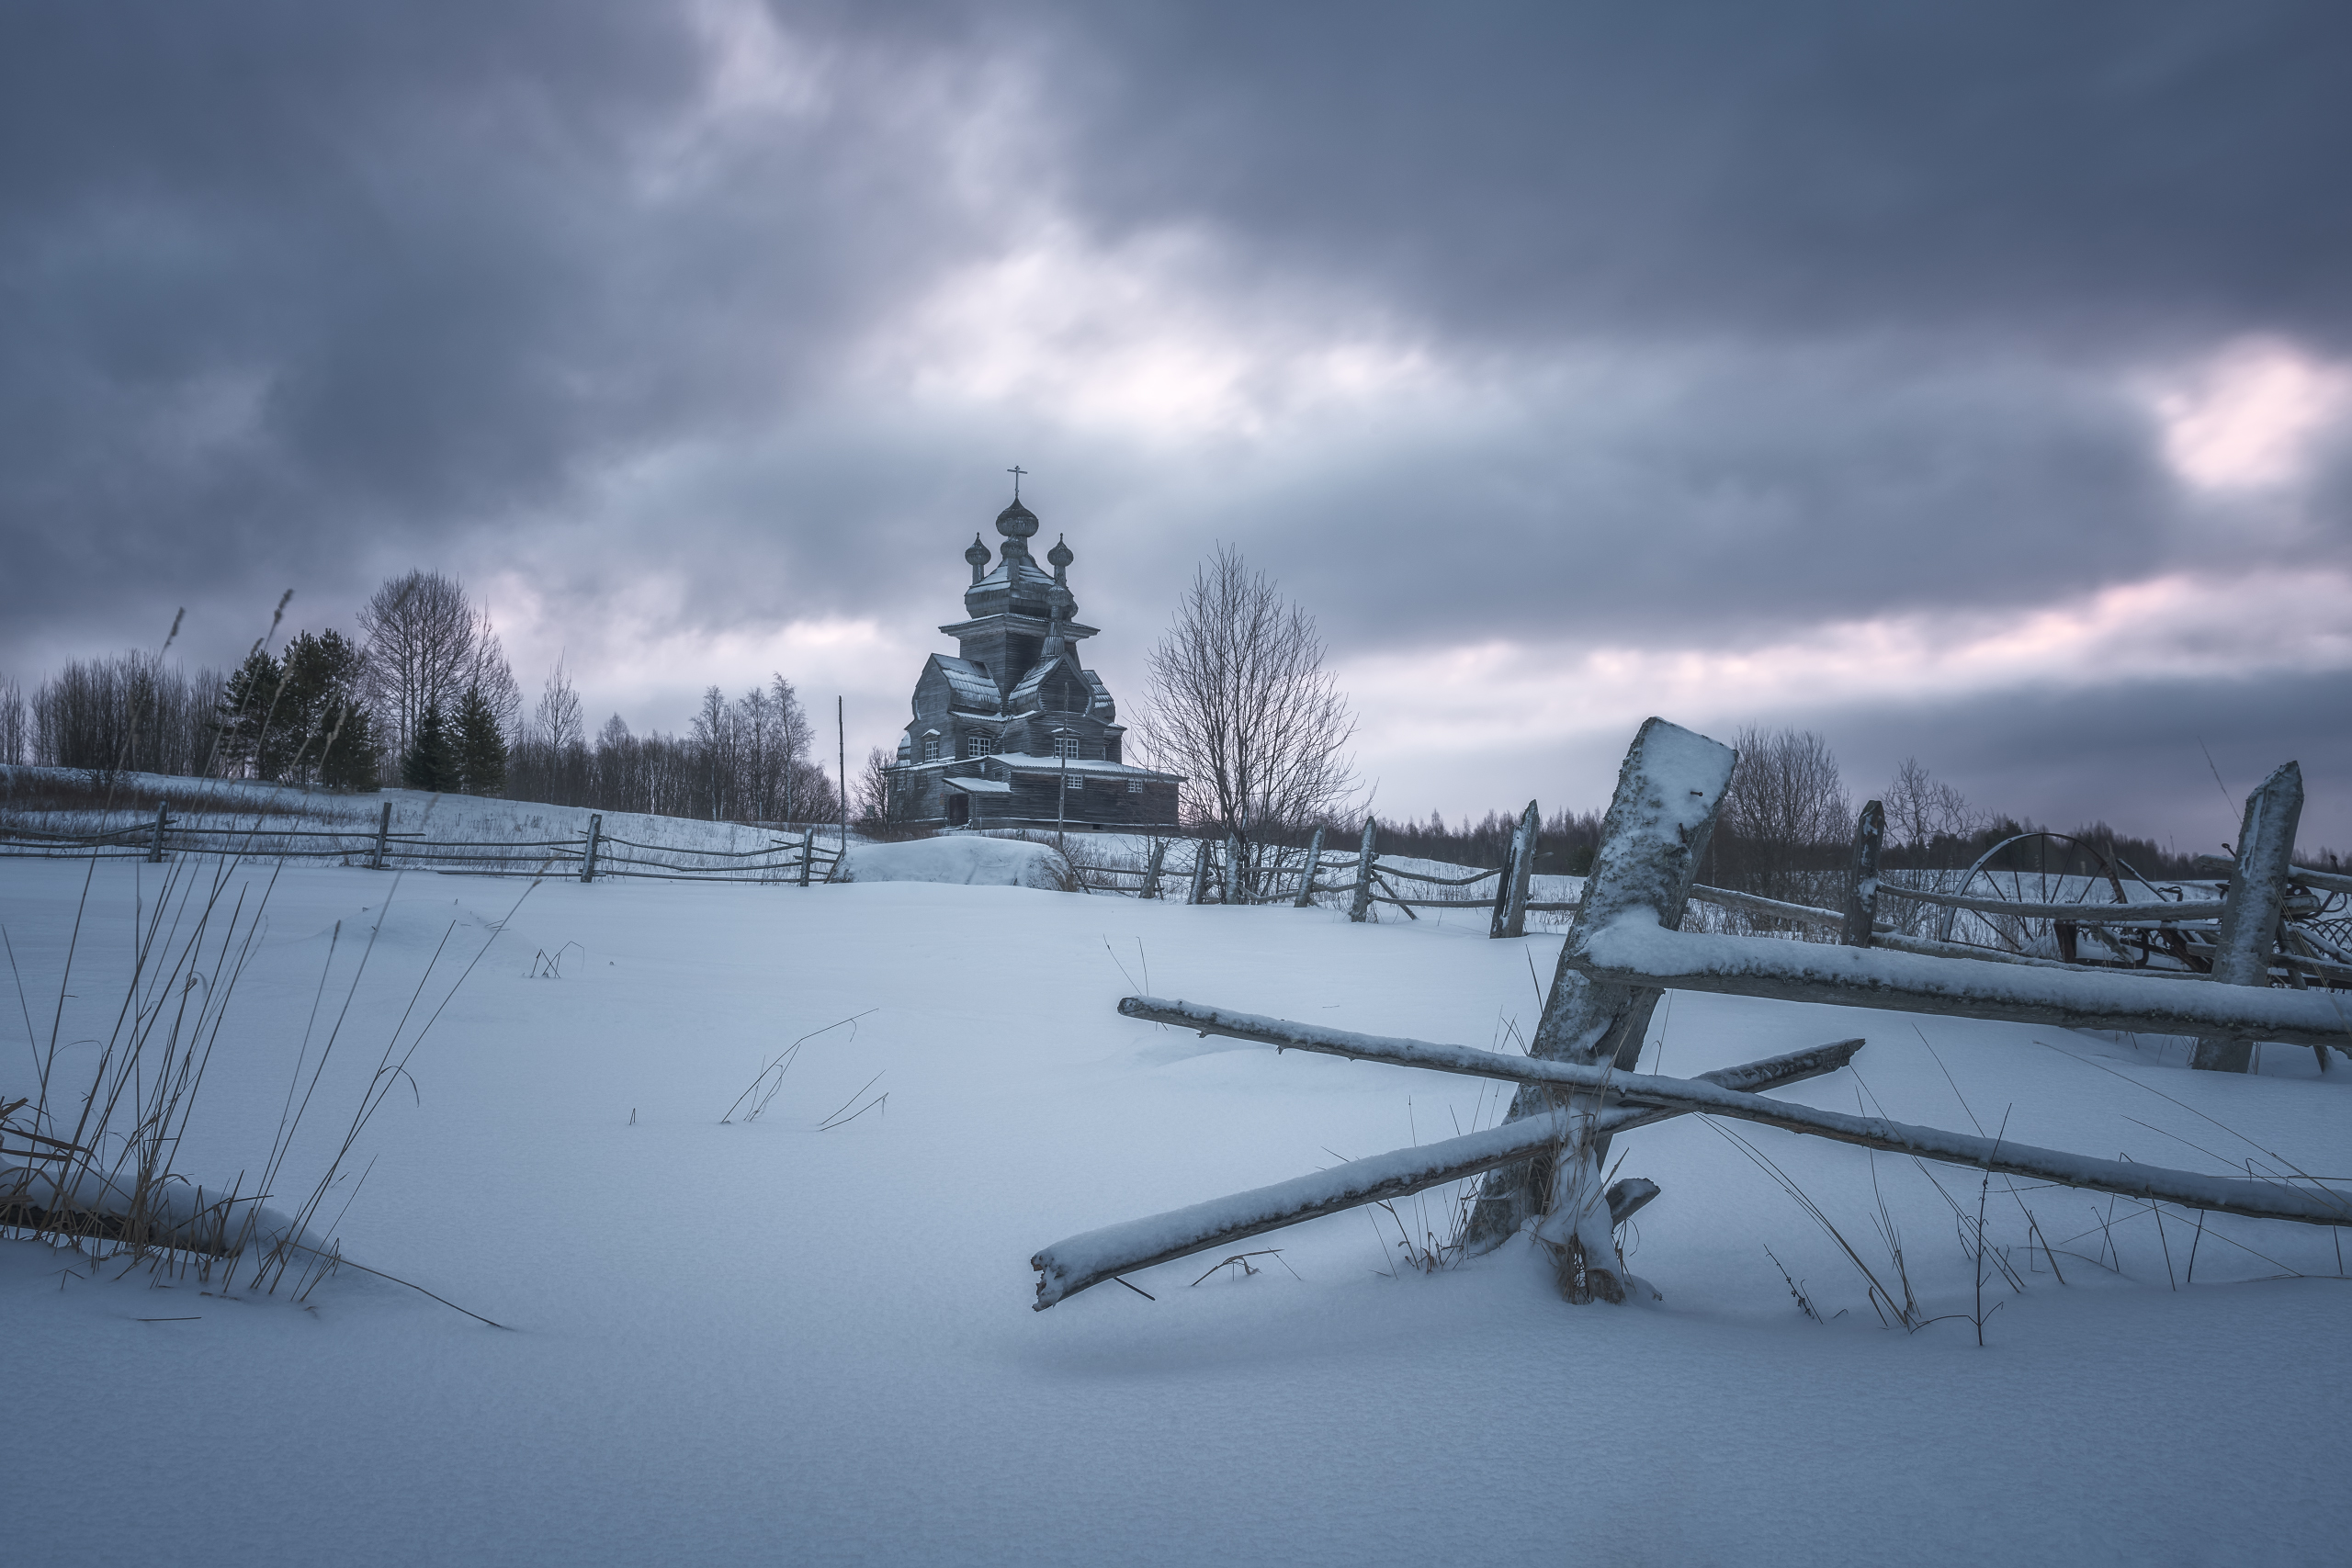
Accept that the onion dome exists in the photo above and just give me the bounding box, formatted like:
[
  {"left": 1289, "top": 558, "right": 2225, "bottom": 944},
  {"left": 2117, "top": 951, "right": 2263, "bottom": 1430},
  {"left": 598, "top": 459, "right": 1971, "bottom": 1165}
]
[
  {"left": 1046, "top": 534, "right": 1073, "bottom": 579},
  {"left": 995, "top": 498, "right": 1039, "bottom": 541},
  {"left": 964, "top": 534, "right": 991, "bottom": 568}
]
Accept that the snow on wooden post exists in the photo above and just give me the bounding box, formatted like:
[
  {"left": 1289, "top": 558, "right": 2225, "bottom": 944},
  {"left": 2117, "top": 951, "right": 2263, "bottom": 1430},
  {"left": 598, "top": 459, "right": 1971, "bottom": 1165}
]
[
  {"left": 2192, "top": 761, "right": 2304, "bottom": 1073},
  {"left": 581, "top": 814, "right": 603, "bottom": 883},
  {"left": 1187, "top": 840, "right": 1210, "bottom": 905},
  {"left": 371, "top": 800, "right": 390, "bottom": 870},
  {"left": 1349, "top": 819, "right": 1376, "bottom": 922},
  {"left": 1142, "top": 838, "right": 1169, "bottom": 900},
  {"left": 1222, "top": 832, "right": 1241, "bottom": 905},
  {"left": 1840, "top": 799, "right": 1884, "bottom": 948},
  {"left": 149, "top": 802, "right": 168, "bottom": 863},
  {"left": 798, "top": 826, "right": 815, "bottom": 887},
  {"left": 1463, "top": 719, "right": 1736, "bottom": 1301},
  {"left": 1293, "top": 827, "right": 1327, "bottom": 908}
]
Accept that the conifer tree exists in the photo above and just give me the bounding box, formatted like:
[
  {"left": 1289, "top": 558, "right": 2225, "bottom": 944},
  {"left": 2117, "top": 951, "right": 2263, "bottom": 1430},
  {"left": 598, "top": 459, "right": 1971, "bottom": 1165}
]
[
  {"left": 318, "top": 697, "right": 382, "bottom": 791},
  {"left": 453, "top": 682, "right": 507, "bottom": 796},
  {"left": 402, "top": 700, "right": 453, "bottom": 791},
  {"left": 214, "top": 647, "right": 286, "bottom": 779}
]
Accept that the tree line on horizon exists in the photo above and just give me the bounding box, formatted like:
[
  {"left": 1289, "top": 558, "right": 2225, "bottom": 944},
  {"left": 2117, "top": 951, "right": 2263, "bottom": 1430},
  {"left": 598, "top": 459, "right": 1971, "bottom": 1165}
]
[
  {"left": 0, "top": 569, "right": 842, "bottom": 824},
  {"left": 0, "top": 570, "right": 2298, "bottom": 870}
]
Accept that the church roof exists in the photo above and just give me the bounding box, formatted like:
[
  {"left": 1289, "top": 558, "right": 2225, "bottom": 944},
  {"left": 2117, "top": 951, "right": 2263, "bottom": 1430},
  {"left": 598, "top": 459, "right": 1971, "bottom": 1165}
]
[
  {"left": 928, "top": 654, "right": 1003, "bottom": 715},
  {"left": 970, "top": 553, "right": 1057, "bottom": 596}
]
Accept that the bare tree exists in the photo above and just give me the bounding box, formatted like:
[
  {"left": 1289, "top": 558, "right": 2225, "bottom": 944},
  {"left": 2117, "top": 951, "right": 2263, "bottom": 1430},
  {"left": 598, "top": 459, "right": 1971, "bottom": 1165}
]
[
  {"left": 0, "top": 672, "right": 26, "bottom": 766},
  {"left": 356, "top": 570, "right": 515, "bottom": 767},
  {"left": 1136, "top": 545, "right": 1358, "bottom": 861},
  {"left": 31, "top": 652, "right": 224, "bottom": 781},
  {"left": 1713, "top": 726, "right": 1851, "bottom": 913},
  {"left": 1885, "top": 755, "right": 1974, "bottom": 858}
]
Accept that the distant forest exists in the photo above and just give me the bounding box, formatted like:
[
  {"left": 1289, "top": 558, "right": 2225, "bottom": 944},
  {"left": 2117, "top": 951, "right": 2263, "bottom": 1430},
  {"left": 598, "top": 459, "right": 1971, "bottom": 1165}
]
[{"left": 0, "top": 570, "right": 841, "bottom": 825}]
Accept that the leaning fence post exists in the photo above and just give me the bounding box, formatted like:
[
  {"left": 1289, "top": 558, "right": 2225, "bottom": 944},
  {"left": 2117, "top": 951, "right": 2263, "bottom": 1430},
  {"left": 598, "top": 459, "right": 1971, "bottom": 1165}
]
[
  {"left": 2192, "top": 761, "right": 2303, "bottom": 1073},
  {"left": 371, "top": 800, "right": 390, "bottom": 869},
  {"left": 149, "top": 802, "right": 168, "bottom": 863},
  {"left": 1142, "top": 838, "right": 1168, "bottom": 900},
  {"left": 1487, "top": 815, "right": 1520, "bottom": 938},
  {"left": 581, "top": 814, "right": 603, "bottom": 883},
  {"left": 1187, "top": 839, "right": 1210, "bottom": 905},
  {"left": 1223, "top": 833, "right": 1241, "bottom": 905},
  {"left": 1505, "top": 798, "right": 1540, "bottom": 938},
  {"left": 799, "top": 826, "right": 814, "bottom": 887},
  {"left": 1840, "top": 799, "right": 1884, "bottom": 948},
  {"left": 1350, "top": 819, "right": 1376, "bottom": 922},
  {"left": 1293, "top": 827, "right": 1326, "bottom": 908},
  {"left": 1462, "top": 719, "right": 1736, "bottom": 1298}
]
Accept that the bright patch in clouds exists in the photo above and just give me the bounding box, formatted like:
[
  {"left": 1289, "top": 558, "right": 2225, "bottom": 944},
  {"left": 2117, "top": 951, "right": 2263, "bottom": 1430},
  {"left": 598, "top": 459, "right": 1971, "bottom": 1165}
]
[
  {"left": 2144, "top": 337, "right": 2351, "bottom": 492},
  {"left": 865, "top": 222, "right": 1439, "bottom": 439},
  {"left": 1344, "top": 569, "right": 2352, "bottom": 761}
]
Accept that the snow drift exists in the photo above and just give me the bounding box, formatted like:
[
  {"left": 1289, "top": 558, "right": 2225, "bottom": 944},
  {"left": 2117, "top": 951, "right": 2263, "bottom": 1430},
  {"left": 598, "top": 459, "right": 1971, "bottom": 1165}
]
[{"left": 834, "top": 835, "right": 1068, "bottom": 888}]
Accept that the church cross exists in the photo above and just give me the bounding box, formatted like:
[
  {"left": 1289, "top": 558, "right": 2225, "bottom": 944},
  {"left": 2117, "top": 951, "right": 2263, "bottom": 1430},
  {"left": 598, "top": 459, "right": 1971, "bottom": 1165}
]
[{"left": 1007, "top": 465, "right": 1026, "bottom": 500}]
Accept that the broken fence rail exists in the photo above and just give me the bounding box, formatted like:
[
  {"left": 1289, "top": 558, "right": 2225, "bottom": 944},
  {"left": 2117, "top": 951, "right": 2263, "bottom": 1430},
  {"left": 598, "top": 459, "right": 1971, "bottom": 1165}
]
[
  {"left": 1568, "top": 919, "right": 2352, "bottom": 1052},
  {"left": 1034, "top": 1030, "right": 1866, "bottom": 1309}
]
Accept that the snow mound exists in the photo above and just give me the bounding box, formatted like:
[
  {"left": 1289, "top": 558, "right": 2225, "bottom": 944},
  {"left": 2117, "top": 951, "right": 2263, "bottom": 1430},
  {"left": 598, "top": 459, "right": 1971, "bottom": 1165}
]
[{"left": 835, "top": 835, "right": 1067, "bottom": 888}]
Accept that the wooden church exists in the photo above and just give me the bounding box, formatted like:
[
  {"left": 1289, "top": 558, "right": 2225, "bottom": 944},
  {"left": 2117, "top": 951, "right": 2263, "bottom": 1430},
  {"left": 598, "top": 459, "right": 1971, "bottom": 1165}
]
[{"left": 887, "top": 489, "right": 1183, "bottom": 831}]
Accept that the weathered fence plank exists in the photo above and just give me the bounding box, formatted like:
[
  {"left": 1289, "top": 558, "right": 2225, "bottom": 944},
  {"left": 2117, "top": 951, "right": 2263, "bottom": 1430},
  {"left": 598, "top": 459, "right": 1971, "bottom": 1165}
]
[
  {"left": 1566, "top": 917, "right": 2352, "bottom": 1051},
  {"left": 1350, "top": 820, "right": 1375, "bottom": 922},
  {"left": 2195, "top": 761, "right": 2304, "bottom": 1072},
  {"left": 1840, "top": 799, "right": 1883, "bottom": 948},
  {"left": 1293, "top": 827, "right": 1326, "bottom": 908},
  {"left": 1111, "top": 997, "right": 2352, "bottom": 1229},
  {"left": 1032, "top": 1033, "right": 1870, "bottom": 1308},
  {"left": 1464, "top": 717, "right": 1736, "bottom": 1298}
]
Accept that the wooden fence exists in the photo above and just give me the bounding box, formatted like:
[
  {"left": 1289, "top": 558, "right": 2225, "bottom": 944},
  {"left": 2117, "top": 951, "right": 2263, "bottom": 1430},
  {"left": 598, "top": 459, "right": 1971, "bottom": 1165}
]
[
  {"left": 0, "top": 802, "right": 842, "bottom": 886},
  {"left": 1059, "top": 801, "right": 1558, "bottom": 938},
  {"left": 1029, "top": 718, "right": 2352, "bottom": 1313}
]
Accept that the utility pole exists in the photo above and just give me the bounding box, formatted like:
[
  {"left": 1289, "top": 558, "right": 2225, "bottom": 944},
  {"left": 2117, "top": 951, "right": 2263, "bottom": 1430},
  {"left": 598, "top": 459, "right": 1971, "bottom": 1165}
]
[{"left": 837, "top": 695, "right": 847, "bottom": 856}]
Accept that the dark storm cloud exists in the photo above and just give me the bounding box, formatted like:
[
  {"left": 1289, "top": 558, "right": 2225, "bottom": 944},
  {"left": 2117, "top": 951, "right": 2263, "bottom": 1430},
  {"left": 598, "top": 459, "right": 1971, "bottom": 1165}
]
[
  {"left": 1191, "top": 340, "right": 2180, "bottom": 650},
  {"left": 1043, "top": 1, "right": 2352, "bottom": 349},
  {"left": 0, "top": 0, "right": 1004, "bottom": 658}
]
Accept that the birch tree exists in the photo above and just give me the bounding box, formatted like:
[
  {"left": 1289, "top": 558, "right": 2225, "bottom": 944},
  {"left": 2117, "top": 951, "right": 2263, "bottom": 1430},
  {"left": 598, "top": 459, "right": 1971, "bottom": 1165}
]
[
  {"left": 356, "top": 570, "right": 517, "bottom": 765},
  {"left": 1136, "top": 545, "right": 1358, "bottom": 864}
]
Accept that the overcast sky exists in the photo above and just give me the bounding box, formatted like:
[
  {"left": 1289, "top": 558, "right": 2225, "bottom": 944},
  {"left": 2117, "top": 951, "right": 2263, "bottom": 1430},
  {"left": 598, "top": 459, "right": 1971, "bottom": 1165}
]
[{"left": 5, "top": 2, "right": 2348, "bottom": 851}]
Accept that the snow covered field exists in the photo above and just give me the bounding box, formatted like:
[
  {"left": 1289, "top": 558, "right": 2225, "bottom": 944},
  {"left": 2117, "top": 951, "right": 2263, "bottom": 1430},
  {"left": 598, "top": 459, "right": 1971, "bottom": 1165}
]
[{"left": 6, "top": 850, "right": 2349, "bottom": 1566}]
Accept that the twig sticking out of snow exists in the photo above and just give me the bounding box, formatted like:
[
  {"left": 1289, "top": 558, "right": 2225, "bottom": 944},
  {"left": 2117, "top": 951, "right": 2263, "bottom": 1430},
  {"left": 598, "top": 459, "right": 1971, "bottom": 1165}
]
[{"left": 720, "top": 1010, "right": 876, "bottom": 1124}]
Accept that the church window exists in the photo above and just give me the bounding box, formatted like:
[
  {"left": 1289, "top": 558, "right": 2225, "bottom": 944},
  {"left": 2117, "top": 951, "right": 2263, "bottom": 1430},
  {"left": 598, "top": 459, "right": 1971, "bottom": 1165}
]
[
  {"left": 922, "top": 736, "right": 942, "bottom": 762},
  {"left": 1053, "top": 736, "right": 1081, "bottom": 759},
  {"left": 1127, "top": 779, "right": 1144, "bottom": 794},
  {"left": 1066, "top": 773, "right": 1083, "bottom": 790},
  {"left": 966, "top": 736, "right": 988, "bottom": 758}
]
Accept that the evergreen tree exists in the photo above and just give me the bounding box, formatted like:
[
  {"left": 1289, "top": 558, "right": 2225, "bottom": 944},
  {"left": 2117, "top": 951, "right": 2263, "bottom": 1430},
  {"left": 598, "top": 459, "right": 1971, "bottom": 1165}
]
[
  {"left": 402, "top": 700, "right": 453, "bottom": 791},
  {"left": 453, "top": 682, "right": 507, "bottom": 796},
  {"left": 270, "top": 629, "right": 380, "bottom": 789},
  {"left": 214, "top": 648, "right": 286, "bottom": 779},
  {"left": 317, "top": 697, "right": 382, "bottom": 791}
]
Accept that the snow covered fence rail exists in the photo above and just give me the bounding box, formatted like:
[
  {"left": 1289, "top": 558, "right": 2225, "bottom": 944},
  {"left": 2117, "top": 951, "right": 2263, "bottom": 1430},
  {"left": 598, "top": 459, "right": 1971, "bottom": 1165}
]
[
  {"left": 1033, "top": 1026, "right": 1868, "bottom": 1308},
  {"left": 0, "top": 809, "right": 841, "bottom": 885},
  {"left": 1582, "top": 879, "right": 2352, "bottom": 1051}
]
